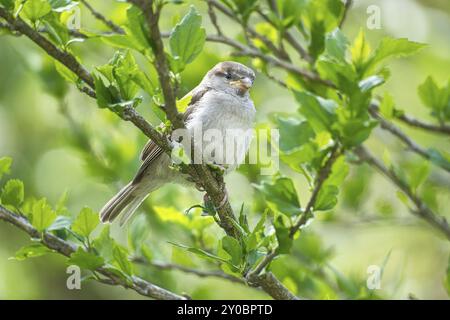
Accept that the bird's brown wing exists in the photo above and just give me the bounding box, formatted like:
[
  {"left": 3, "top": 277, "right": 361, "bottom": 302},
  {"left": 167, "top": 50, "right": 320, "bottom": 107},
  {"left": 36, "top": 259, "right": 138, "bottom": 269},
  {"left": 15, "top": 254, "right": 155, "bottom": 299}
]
[{"left": 132, "top": 87, "right": 210, "bottom": 184}]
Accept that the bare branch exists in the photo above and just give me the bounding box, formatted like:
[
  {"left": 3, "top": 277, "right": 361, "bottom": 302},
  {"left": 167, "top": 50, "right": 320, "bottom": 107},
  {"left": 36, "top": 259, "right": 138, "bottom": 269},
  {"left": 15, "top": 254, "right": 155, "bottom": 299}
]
[
  {"left": 395, "top": 112, "right": 450, "bottom": 135},
  {"left": 290, "top": 145, "right": 341, "bottom": 235},
  {"left": 354, "top": 146, "right": 450, "bottom": 241},
  {"left": 256, "top": 8, "right": 312, "bottom": 63},
  {"left": 369, "top": 105, "right": 450, "bottom": 173},
  {"left": 79, "top": 0, "right": 124, "bottom": 34},
  {"left": 0, "top": 205, "right": 187, "bottom": 300}
]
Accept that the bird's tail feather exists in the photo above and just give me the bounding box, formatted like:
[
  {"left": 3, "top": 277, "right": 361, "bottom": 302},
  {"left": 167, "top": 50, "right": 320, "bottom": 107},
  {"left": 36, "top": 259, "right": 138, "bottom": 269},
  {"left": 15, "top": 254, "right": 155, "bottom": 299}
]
[
  {"left": 119, "top": 194, "right": 148, "bottom": 226},
  {"left": 100, "top": 183, "right": 140, "bottom": 224}
]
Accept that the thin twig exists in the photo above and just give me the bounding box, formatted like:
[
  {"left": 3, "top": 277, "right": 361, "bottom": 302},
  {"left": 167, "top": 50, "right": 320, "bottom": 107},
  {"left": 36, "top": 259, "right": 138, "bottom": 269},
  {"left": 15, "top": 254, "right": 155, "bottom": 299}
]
[
  {"left": 339, "top": 0, "right": 353, "bottom": 29},
  {"left": 208, "top": 0, "right": 285, "bottom": 59},
  {"left": 255, "top": 8, "right": 312, "bottom": 63},
  {"left": 133, "top": 258, "right": 245, "bottom": 284},
  {"left": 395, "top": 112, "right": 450, "bottom": 135},
  {"left": 0, "top": 205, "right": 187, "bottom": 300},
  {"left": 290, "top": 145, "right": 341, "bottom": 235},
  {"left": 206, "top": 0, "right": 223, "bottom": 36},
  {"left": 369, "top": 105, "right": 450, "bottom": 173},
  {"left": 79, "top": 0, "right": 124, "bottom": 34},
  {"left": 248, "top": 145, "right": 341, "bottom": 278},
  {"left": 355, "top": 146, "right": 450, "bottom": 241}
]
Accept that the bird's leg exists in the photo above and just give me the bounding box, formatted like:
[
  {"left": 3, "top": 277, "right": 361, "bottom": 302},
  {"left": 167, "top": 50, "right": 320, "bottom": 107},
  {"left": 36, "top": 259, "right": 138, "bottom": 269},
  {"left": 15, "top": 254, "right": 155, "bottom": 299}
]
[{"left": 215, "top": 188, "right": 229, "bottom": 210}]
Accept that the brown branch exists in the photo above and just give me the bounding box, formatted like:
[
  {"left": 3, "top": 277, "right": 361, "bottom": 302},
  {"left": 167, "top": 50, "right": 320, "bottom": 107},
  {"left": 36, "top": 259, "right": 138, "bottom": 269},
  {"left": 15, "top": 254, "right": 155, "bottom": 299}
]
[
  {"left": 129, "top": 0, "right": 299, "bottom": 300},
  {"left": 205, "top": 34, "right": 333, "bottom": 87},
  {"left": 369, "top": 105, "right": 450, "bottom": 173},
  {"left": 210, "top": 0, "right": 290, "bottom": 61},
  {"left": 290, "top": 145, "right": 341, "bottom": 235},
  {"left": 395, "top": 112, "right": 450, "bottom": 135},
  {"left": 256, "top": 8, "right": 312, "bottom": 63},
  {"left": 130, "top": 0, "right": 183, "bottom": 130},
  {"left": 0, "top": 205, "right": 187, "bottom": 300},
  {"left": 79, "top": 0, "right": 124, "bottom": 34},
  {"left": 248, "top": 145, "right": 341, "bottom": 278},
  {"left": 354, "top": 146, "right": 450, "bottom": 241},
  {"left": 3, "top": 1, "right": 299, "bottom": 300}
]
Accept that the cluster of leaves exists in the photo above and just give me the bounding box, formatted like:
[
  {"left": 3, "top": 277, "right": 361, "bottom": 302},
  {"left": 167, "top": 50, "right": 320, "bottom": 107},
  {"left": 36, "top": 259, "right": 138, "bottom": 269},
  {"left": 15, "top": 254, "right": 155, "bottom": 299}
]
[
  {"left": 2, "top": 0, "right": 79, "bottom": 45},
  {"left": 0, "top": 157, "right": 134, "bottom": 283},
  {"left": 1, "top": 0, "right": 449, "bottom": 299},
  {"left": 94, "top": 5, "right": 205, "bottom": 117}
]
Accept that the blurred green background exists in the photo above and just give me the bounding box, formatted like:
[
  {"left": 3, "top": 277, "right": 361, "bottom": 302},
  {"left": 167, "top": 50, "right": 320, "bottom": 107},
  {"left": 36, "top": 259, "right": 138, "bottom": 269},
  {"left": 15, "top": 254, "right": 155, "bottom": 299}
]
[{"left": 0, "top": 0, "right": 449, "bottom": 299}]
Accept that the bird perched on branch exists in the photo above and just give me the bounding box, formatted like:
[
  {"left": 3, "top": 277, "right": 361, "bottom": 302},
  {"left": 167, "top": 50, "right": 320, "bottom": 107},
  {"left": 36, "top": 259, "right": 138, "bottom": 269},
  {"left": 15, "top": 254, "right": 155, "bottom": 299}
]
[{"left": 100, "top": 61, "right": 256, "bottom": 225}]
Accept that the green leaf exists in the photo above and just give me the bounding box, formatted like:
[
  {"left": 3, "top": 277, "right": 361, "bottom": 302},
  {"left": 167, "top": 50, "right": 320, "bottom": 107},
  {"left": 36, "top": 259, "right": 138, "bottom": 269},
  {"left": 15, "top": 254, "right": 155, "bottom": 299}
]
[
  {"left": 294, "top": 91, "right": 337, "bottom": 134},
  {"left": 101, "top": 34, "right": 143, "bottom": 52},
  {"left": 71, "top": 207, "right": 99, "bottom": 238},
  {"left": 444, "top": 256, "right": 450, "bottom": 296},
  {"left": 221, "top": 236, "right": 242, "bottom": 266},
  {"left": 55, "top": 61, "right": 78, "bottom": 83},
  {"left": 169, "top": 6, "right": 206, "bottom": 71},
  {"left": 254, "top": 176, "right": 301, "bottom": 216},
  {"left": 418, "top": 76, "right": 449, "bottom": 116},
  {"left": 128, "top": 215, "right": 149, "bottom": 253},
  {"left": 336, "top": 119, "right": 377, "bottom": 147},
  {"left": 428, "top": 149, "right": 450, "bottom": 172},
  {"left": 304, "top": 0, "right": 344, "bottom": 32},
  {"left": 93, "top": 225, "right": 115, "bottom": 263},
  {"left": 169, "top": 242, "right": 230, "bottom": 264},
  {"left": 351, "top": 29, "right": 371, "bottom": 75},
  {"left": 308, "top": 20, "right": 326, "bottom": 61},
  {"left": 379, "top": 92, "right": 395, "bottom": 119},
  {"left": 154, "top": 206, "right": 190, "bottom": 228},
  {"left": 324, "top": 28, "right": 349, "bottom": 62},
  {"left": 113, "top": 244, "right": 133, "bottom": 276},
  {"left": 48, "top": 0, "right": 78, "bottom": 12},
  {"left": 11, "top": 243, "right": 54, "bottom": 261},
  {"left": 316, "top": 57, "right": 357, "bottom": 95},
  {"left": 93, "top": 73, "right": 115, "bottom": 109},
  {"left": 21, "top": 0, "right": 52, "bottom": 24},
  {"left": 368, "top": 37, "right": 426, "bottom": 72},
  {"left": 408, "top": 161, "right": 430, "bottom": 192},
  {"left": 1, "top": 179, "right": 24, "bottom": 208},
  {"left": 176, "top": 93, "right": 193, "bottom": 113},
  {"left": 315, "top": 185, "right": 339, "bottom": 211},
  {"left": 47, "top": 215, "right": 72, "bottom": 231},
  {"left": 126, "top": 6, "right": 150, "bottom": 50},
  {"left": 274, "top": 215, "right": 292, "bottom": 254},
  {"left": 0, "top": 0, "right": 15, "bottom": 11},
  {"left": 42, "top": 13, "right": 70, "bottom": 47},
  {"left": 273, "top": 115, "right": 315, "bottom": 152},
  {"left": 0, "top": 156, "right": 12, "bottom": 179},
  {"left": 68, "top": 247, "right": 104, "bottom": 270},
  {"left": 31, "top": 198, "right": 57, "bottom": 232}
]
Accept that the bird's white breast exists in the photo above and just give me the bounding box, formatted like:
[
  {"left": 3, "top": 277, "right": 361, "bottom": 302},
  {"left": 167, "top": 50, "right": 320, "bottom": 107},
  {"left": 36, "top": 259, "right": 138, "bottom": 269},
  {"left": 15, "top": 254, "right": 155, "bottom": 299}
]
[{"left": 185, "top": 90, "right": 256, "bottom": 169}]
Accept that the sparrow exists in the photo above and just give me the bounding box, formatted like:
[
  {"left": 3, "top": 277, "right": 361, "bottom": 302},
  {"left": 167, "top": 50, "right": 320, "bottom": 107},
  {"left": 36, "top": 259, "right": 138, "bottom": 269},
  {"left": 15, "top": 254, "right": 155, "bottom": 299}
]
[{"left": 100, "top": 61, "right": 256, "bottom": 225}]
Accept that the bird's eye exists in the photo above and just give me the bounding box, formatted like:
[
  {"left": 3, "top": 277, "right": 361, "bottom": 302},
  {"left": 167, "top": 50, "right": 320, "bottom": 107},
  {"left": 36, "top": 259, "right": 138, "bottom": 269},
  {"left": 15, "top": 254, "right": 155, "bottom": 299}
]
[{"left": 225, "top": 73, "right": 232, "bottom": 80}]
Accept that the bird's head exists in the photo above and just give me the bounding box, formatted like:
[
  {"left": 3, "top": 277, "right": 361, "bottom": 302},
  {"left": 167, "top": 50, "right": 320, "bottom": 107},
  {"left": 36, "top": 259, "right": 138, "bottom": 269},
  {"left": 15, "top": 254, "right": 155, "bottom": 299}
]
[{"left": 203, "top": 61, "right": 255, "bottom": 97}]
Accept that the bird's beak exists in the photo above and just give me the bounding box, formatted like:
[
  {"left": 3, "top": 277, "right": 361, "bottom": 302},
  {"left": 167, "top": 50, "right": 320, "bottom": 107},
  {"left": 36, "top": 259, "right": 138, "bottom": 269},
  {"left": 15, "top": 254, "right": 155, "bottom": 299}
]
[{"left": 230, "top": 77, "right": 253, "bottom": 91}]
